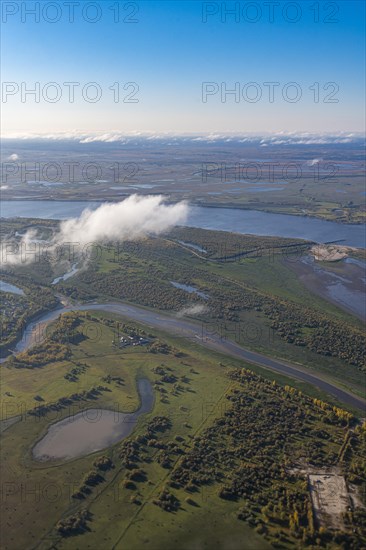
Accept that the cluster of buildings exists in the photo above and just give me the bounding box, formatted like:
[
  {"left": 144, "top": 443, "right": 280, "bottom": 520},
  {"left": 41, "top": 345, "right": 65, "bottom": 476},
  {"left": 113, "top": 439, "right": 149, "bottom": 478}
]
[{"left": 118, "top": 335, "right": 150, "bottom": 348}]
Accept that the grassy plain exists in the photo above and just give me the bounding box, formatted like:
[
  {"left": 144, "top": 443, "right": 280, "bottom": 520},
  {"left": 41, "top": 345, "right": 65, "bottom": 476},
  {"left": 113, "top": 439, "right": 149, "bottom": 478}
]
[
  {"left": 1, "top": 314, "right": 365, "bottom": 550},
  {"left": 51, "top": 229, "right": 365, "bottom": 400},
  {"left": 2, "top": 221, "right": 365, "bottom": 401},
  {"left": 0, "top": 314, "right": 262, "bottom": 549}
]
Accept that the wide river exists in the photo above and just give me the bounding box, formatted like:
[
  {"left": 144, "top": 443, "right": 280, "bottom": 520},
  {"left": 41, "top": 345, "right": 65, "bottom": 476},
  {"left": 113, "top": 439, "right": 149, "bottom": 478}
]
[{"left": 0, "top": 200, "right": 365, "bottom": 248}]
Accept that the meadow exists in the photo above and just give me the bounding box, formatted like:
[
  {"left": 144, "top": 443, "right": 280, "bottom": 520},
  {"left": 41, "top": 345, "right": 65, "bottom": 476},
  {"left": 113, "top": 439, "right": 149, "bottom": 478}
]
[
  {"left": 1, "top": 313, "right": 364, "bottom": 549},
  {"left": 1, "top": 221, "right": 365, "bottom": 400},
  {"left": 1, "top": 219, "right": 365, "bottom": 549}
]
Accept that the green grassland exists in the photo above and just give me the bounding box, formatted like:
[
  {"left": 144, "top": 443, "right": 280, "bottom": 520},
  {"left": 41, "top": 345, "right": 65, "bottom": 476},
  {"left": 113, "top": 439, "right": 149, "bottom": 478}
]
[
  {"left": 2, "top": 222, "right": 365, "bottom": 400},
  {"left": 0, "top": 313, "right": 262, "bottom": 549},
  {"left": 194, "top": 173, "right": 366, "bottom": 225},
  {"left": 1, "top": 313, "right": 365, "bottom": 550},
  {"left": 50, "top": 228, "right": 365, "bottom": 399}
]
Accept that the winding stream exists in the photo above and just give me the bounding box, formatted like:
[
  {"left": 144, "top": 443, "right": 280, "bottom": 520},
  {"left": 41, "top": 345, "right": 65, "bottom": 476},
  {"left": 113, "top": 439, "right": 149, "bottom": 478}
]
[{"left": 2, "top": 300, "right": 365, "bottom": 411}]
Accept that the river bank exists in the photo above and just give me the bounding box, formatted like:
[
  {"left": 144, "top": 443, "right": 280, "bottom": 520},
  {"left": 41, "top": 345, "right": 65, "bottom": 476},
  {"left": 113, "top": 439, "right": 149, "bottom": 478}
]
[
  {"left": 1, "top": 200, "right": 365, "bottom": 247},
  {"left": 1, "top": 299, "right": 365, "bottom": 412},
  {"left": 286, "top": 256, "right": 366, "bottom": 322}
]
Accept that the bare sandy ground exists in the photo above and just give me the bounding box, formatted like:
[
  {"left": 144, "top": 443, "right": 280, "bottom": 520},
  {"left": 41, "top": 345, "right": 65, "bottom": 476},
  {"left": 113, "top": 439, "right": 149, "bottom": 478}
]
[
  {"left": 308, "top": 474, "right": 350, "bottom": 530},
  {"left": 311, "top": 245, "right": 355, "bottom": 262},
  {"left": 289, "top": 460, "right": 365, "bottom": 531}
]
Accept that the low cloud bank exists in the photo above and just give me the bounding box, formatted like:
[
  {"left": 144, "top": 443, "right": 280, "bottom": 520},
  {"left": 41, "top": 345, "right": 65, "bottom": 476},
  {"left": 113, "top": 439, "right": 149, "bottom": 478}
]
[
  {"left": 57, "top": 194, "right": 188, "bottom": 247},
  {"left": 2, "top": 195, "right": 189, "bottom": 266},
  {"left": 2, "top": 131, "right": 363, "bottom": 145}
]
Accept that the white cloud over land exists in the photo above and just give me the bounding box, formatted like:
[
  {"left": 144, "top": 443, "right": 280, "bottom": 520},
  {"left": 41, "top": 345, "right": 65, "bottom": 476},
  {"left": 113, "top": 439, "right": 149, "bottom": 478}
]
[
  {"left": 57, "top": 194, "right": 189, "bottom": 247},
  {"left": 2, "top": 195, "right": 189, "bottom": 266}
]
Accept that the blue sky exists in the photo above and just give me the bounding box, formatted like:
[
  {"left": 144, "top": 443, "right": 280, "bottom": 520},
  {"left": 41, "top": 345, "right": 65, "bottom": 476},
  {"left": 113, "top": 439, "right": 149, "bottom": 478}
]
[{"left": 1, "top": 0, "right": 365, "bottom": 135}]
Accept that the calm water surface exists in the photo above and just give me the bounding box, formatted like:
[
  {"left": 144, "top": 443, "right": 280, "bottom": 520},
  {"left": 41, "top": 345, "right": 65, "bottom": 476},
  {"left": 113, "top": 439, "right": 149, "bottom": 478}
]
[
  {"left": 51, "top": 263, "right": 79, "bottom": 285},
  {"left": 1, "top": 200, "right": 365, "bottom": 248},
  {"left": 0, "top": 280, "right": 24, "bottom": 295},
  {"left": 288, "top": 256, "right": 366, "bottom": 321},
  {"left": 32, "top": 378, "right": 154, "bottom": 461},
  {"left": 171, "top": 281, "right": 209, "bottom": 299}
]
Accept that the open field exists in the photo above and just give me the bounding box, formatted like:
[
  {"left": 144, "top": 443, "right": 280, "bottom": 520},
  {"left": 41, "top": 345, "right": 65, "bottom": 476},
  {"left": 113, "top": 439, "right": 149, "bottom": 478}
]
[{"left": 1, "top": 312, "right": 365, "bottom": 550}]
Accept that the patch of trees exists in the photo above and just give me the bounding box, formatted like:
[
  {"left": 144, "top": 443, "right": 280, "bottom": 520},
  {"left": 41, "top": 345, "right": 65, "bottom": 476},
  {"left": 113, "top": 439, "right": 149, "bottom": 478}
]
[
  {"left": 123, "top": 480, "right": 136, "bottom": 490},
  {"left": 78, "top": 236, "right": 365, "bottom": 370},
  {"left": 93, "top": 455, "right": 114, "bottom": 471},
  {"left": 265, "top": 301, "right": 365, "bottom": 370},
  {"left": 83, "top": 469, "right": 104, "bottom": 487},
  {"left": 56, "top": 510, "right": 91, "bottom": 536},
  {"left": 165, "top": 368, "right": 362, "bottom": 546},
  {"left": 28, "top": 385, "right": 109, "bottom": 417},
  {"left": 148, "top": 340, "right": 174, "bottom": 355},
  {"left": 153, "top": 489, "right": 180, "bottom": 512},
  {"left": 0, "top": 273, "right": 59, "bottom": 355},
  {"left": 101, "top": 374, "right": 124, "bottom": 386},
  {"left": 119, "top": 439, "right": 142, "bottom": 469},
  {"left": 9, "top": 341, "right": 71, "bottom": 368},
  {"left": 126, "top": 468, "right": 147, "bottom": 482},
  {"left": 0, "top": 294, "right": 28, "bottom": 348},
  {"left": 78, "top": 260, "right": 207, "bottom": 312},
  {"left": 146, "top": 416, "right": 172, "bottom": 434},
  {"left": 8, "top": 313, "right": 93, "bottom": 368},
  {"left": 48, "top": 312, "right": 86, "bottom": 345},
  {"left": 64, "top": 362, "right": 88, "bottom": 382},
  {"left": 73, "top": 457, "right": 114, "bottom": 500},
  {"left": 54, "top": 283, "right": 97, "bottom": 302},
  {"left": 118, "top": 416, "right": 174, "bottom": 474}
]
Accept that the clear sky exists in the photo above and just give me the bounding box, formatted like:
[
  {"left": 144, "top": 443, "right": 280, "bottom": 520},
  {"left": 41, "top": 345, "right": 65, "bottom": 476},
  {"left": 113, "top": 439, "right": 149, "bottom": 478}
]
[{"left": 1, "top": 0, "right": 365, "bottom": 136}]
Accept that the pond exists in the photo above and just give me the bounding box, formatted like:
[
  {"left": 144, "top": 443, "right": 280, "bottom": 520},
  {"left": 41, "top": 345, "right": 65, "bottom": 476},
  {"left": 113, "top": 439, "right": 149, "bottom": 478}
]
[
  {"left": 171, "top": 281, "right": 209, "bottom": 299},
  {"left": 51, "top": 263, "right": 80, "bottom": 285},
  {"left": 32, "top": 378, "right": 154, "bottom": 461},
  {"left": 0, "top": 280, "right": 25, "bottom": 295}
]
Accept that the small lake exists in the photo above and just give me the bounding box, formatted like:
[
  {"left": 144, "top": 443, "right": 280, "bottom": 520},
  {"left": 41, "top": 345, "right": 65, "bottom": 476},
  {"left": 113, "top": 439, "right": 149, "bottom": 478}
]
[
  {"left": 171, "top": 281, "right": 209, "bottom": 299},
  {"left": 1, "top": 200, "right": 365, "bottom": 248},
  {"left": 51, "top": 263, "right": 79, "bottom": 285},
  {"left": 32, "top": 378, "right": 154, "bottom": 461},
  {"left": 0, "top": 280, "right": 24, "bottom": 295}
]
